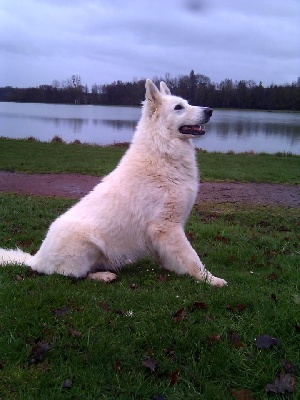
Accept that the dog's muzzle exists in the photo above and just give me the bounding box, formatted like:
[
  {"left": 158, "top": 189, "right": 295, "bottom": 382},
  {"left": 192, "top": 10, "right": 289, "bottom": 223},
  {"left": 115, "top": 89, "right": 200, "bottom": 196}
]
[
  {"left": 179, "top": 108, "right": 213, "bottom": 136},
  {"left": 179, "top": 125, "right": 206, "bottom": 135}
]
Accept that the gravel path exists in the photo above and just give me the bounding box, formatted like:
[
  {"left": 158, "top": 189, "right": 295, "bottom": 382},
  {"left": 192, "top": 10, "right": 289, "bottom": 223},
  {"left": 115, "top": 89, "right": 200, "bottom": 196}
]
[{"left": 0, "top": 171, "right": 299, "bottom": 208}]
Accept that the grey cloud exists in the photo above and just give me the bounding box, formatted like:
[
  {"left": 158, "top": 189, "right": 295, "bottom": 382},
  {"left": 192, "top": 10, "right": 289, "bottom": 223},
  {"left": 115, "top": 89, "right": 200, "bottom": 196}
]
[{"left": 0, "top": 0, "right": 299, "bottom": 88}]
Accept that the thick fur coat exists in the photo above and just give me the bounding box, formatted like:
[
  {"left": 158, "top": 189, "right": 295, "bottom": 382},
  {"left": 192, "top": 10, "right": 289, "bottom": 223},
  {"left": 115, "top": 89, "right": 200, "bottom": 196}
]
[{"left": 0, "top": 80, "right": 227, "bottom": 287}]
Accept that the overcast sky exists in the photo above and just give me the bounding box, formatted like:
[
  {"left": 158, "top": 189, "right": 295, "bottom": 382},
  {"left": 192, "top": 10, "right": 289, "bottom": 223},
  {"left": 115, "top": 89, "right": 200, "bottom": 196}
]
[{"left": 0, "top": 0, "right": 299, "bottom": 88}]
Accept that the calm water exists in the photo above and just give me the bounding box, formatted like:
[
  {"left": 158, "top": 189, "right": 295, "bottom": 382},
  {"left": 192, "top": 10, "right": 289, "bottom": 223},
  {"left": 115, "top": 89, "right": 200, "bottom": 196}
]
[{"left": 0, "top": 102, "right": 300, "bottom": 154}]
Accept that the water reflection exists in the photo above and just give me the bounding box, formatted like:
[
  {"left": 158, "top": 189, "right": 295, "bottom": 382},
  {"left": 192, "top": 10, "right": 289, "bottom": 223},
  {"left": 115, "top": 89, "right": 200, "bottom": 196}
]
[
  {"left": 0, "top": 102, "right": 299, "bottom": 154},
  {"left": 214, "top": 121, "right": 299, "bottom": 137},
  {"left": 0, "top": 109, "right": 90, "bottom": 134},
  {"left": 92, "top": 119, "right": 137, "bottom": 130},
  {"left": 52, "top": 118, "right": 89, "bottom": 133}
]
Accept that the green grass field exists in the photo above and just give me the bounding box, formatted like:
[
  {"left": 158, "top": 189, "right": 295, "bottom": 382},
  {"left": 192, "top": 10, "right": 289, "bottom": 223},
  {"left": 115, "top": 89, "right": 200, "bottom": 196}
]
[
  {"left": 0, "top": 139, "right": 299, "bottom": 398},
  {"left": 0, "top": 138, "right": 299, "bottom": 184},
  {"left": 0, "top": 196, "right": 299, "bottom": 399}
]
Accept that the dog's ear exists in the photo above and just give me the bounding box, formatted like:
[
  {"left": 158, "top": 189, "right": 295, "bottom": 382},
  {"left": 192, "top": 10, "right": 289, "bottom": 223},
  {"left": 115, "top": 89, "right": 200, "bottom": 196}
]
[
  {"left": 160, "top": 81, "right": 171, "bottom": 95},
  {"left": 145, "top": 79, "right": 162, "bottom": 114}
]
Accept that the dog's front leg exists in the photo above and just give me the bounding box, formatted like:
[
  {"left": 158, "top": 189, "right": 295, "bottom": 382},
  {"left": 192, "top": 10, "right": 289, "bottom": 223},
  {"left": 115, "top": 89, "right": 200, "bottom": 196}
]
[{"left": 150, "top": 226, "right": 227, "bottom": 287}]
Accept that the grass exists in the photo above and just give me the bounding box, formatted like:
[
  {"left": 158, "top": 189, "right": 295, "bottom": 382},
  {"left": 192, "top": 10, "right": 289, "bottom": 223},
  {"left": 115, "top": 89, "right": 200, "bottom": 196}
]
[
  {"left": 0, "top": 137, "right": 299, "bottom": 184},
  {"left": 0, "top": 138, "right": 299, "bottom": 398},
  {"left": 0, "top": 195, "right": 299, "bottom": 399},
  {"left": 197, "top": 151, "right": 299, "bottom": 184},
  {"left": 0, "top": 138, "right": 126, "bottom": 176}
]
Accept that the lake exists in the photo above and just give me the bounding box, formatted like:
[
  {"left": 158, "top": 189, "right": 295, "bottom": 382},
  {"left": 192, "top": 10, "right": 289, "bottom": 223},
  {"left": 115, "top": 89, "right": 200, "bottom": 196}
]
[{"left": 0, "top": 102, "right": 300, "bottom": 154}]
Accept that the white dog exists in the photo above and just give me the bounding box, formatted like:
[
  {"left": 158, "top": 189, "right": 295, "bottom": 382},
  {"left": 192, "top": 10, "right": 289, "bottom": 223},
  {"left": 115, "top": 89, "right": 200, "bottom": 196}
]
[{"left": 0, "top": 79, "right": 227, "bottom": 287}]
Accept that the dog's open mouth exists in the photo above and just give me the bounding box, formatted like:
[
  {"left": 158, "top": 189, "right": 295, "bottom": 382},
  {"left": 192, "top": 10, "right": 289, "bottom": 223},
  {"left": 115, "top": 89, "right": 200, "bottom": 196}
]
[{"left": 179, "top": 125, "right": 206, "bottom": 135}]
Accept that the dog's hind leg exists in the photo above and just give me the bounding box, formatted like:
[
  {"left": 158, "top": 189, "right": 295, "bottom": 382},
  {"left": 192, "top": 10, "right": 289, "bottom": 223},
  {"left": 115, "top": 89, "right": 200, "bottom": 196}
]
[
  {"left": 87, "top": 272, "right": 117, "bottom": 282},
  {"left": 150, "top": 226, "right": 227, "bottom": 287}
]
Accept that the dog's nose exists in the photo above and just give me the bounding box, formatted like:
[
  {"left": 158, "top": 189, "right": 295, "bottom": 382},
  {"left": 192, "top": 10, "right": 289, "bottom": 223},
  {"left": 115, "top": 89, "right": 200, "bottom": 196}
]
[{"left": 204, "top": 108, "right": 213, "bottom": 118}]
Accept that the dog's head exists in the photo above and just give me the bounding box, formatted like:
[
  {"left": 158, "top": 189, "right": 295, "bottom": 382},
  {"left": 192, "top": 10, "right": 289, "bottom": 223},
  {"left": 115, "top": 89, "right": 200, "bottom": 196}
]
[{"left": 144, "top": 79, "right": 212, "bottom": 139}]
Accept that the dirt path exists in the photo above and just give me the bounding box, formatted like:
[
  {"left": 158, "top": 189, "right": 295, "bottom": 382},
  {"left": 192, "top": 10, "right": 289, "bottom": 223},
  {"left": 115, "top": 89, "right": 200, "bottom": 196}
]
[{"left": 0, "top": 171, "right": 299, "bottom": 208}]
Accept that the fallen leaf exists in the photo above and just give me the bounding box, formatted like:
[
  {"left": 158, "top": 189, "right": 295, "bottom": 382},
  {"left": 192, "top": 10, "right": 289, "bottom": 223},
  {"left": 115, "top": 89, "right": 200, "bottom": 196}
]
[
  {"left": 248, "top": 255, "right": 256, "bottom": 264},
  {"left": 130, "top": 283, "right": 138, "bottom": 289},
  {"left": 201, "top": 213, "right": 220, "bottom": 222},
  {"left": 210, "top": 334, "right": 222, "bottom": 343},
  {"left": 97, "top": 302, "right": 111, "bottom": 312},
  {"left": 157, "top": 275, "right": 169, "bottom": 283},
  {"left": 36, "top": 362, "right": 51, "bottom": 372},
  {"left": 214, "top": 235, "right": 229, "bottom": 244},
  {"left": 115, "top": 359, "right": 122, "bottom": 374},
  {"left": 70, "top": 304, "right": 84, "bottom": 312},
  {"left": 255, "top": 334, "right": 280, "bottom": 350},
  {"left": 189, "top": 301, "right": 208, "bottom": 312},
  {"left": 258, "top": 220, "right": 270, "bottom": 228},
  {"left": 278, "top": 226, "right": 290, "bottom": 232},
  {"left": 28, "top": 268, "right": 40, "bottom": 277},
  {"left": 230, "top": 331, "right": 244, "bottom": 348},
  {"left": 29, "top": 340, "right": 50, "bottom": 364},
  {"left": 265, "top": 373, "right": 295, "bottom": 394},
  {"left": 170, "top": 370, "right": 180, "bottom": 386},
  {"left": 152, "top": 395, "right": 166, "bottom": 400},
  {"left": 226, "top": 304, "right": 246, "bottom": 312},
  {"left": 51, "top": 307, "right": 70, "bottom": 316},
  {"left": 282, "top": 359, "right": 296, "bottom": 374},
  {"left": 267, "top": 272, "right": 278, "bottom": 281},
  {"left": 142, "top": 356, "right": 157, "bottom": 372},
  {"left": 270, "top": 293, "right": 278, "bottom": 303},
  {"left": 231, "top": 388, "right": 255, "bottom": 400},
  {"left": 164, "top": 348, "right": 177, "bottom": 361},
  {"left": 68, "top": 327, "right": 83, "bottom": 338},
  {"left": 172, "top": 308, "right": 189, "bottom": 322},
  {"left": 115, "top": 309, "right": 125, "bottom": 315},
  {"left": 61, "top": 378, "right": 73, "bottom": 389},
  {"left": 186, "top": 230, "right": 196, "bottom": 241},
  {"left": 265, "top": 249, "right": 280, "bottom": 257}
]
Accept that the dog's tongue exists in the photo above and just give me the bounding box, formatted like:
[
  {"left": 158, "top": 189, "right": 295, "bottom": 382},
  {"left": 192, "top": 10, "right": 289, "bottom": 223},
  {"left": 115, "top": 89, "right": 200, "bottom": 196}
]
[{"left": 179, "top": 125, "right": 205, "bottom": 135}]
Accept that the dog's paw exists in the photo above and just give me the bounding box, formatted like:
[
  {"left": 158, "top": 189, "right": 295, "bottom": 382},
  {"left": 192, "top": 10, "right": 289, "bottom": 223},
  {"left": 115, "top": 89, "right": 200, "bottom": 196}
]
[
  {"left": 209, "top": 276, "right": 228, "bottom": 287},
  {"left": 87, "top": 271, "right": 117, "bottom": 282}
]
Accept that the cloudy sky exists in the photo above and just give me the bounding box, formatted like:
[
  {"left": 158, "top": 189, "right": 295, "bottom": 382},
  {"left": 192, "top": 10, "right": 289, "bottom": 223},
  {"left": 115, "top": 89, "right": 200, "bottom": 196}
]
[{"left": 0, "top": 0, "right": 299, "bottom": 89}]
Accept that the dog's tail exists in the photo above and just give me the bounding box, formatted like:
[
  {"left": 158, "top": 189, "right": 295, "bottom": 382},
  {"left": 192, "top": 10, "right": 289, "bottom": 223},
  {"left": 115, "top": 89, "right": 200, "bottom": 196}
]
[{"left": 0, "top": 248, "right": 33, "bottom": 267}]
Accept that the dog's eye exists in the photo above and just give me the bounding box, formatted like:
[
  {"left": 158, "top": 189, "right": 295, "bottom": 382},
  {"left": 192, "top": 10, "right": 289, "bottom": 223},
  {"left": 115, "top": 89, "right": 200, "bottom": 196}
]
[{"left": 174, "top": 104, "right": 184, "bottom": 110}]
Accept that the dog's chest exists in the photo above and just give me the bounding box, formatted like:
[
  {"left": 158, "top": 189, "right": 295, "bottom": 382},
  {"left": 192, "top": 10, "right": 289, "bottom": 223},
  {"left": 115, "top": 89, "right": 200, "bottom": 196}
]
[{"left": 162, "top": 161, "right": 199, "bottom": 219}]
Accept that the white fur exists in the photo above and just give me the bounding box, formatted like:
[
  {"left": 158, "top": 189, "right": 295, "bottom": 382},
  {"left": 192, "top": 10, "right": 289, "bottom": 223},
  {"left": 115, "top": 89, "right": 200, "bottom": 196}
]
[{"left": 0, "top": 80, "right": 227, "bottom": 286}]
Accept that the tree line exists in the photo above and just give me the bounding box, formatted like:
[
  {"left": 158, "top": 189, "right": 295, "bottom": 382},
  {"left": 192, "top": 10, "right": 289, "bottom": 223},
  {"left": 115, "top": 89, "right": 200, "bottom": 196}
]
[{"left": 0, "top": 71, "right": 299, "bottom": 110}]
